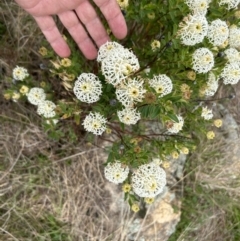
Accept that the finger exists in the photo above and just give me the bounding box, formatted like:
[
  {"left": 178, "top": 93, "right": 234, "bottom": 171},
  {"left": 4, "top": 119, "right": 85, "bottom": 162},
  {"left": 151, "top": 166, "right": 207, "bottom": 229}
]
[
  {"left": 94, "top": 0, "right": 127, "bottom": 39},
  {"left": 75, "top": 1, "right": 110, "bottom": 48},
  {"left": 58, "top": 10, "right": 98, "bottom": 59},
  {"left": 34, "top": 15, "right": 71, "bottom": 57},
  {"left": 16, "top": 0, "right": 82, "bottom": 17}
]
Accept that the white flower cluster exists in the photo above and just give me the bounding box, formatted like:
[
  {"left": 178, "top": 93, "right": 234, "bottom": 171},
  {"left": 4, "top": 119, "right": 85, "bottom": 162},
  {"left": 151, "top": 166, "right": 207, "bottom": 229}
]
[
  {"left": 224, "top": 48, "right": 240, "bottom": 65},
  {"left": 96, "top": 42, "right": 170, "bottom": 129},
  {"left": 98, "top": 42, "right": 140, "bottom": 86},
  {"left": 194, "top": 47, "right": 240, "bottom": 86},
  {"left": 184, "top": 0, "right": 210, "bottom": 15},
  {"left": 27, "top": 87, "right": 46, "bottom": 105},
  {"left": 12, "top": 66, "right": 29, "bottom": 81},
  {"left": 205, "top": 72, "right": 219, "bottom": 96},
  {"left": 27, "top": 87, "right": 57, "bottom": 119},
  {"left": 82, "top": 112, "right": 107, "bottom": 135},
  {"left": 180, "top": 0, "right": 240, "bottom": 88},
  {"left": 104, "top": 161, "right": 129, "bottom": 184},
  {"left": 207, "top": 19, "right": 229, "bottom": 46},
  {"left": 37, "top": 100, "right": 56, "bottom": 118},
  {"left": 80, "top": 42, "right": 145, "bottom": 132},
  {"left": 82, "top": 42, "right": 174, "bottom": 132},
  {"left": 149, "top": 74, "right": 173, "bottom": 97},
  {"left": 73, "top": 73, "right": 102, "bottom": 103},
  {"left": 201, "top": 106, "right": 213, "bottom": 120},
  {"left": 192, "top": 48, "right": 214, "bottom": 73},
  {"left": 219, "top": 0, "right": 240, "bottom": 10},
  {"left": 167, "top": 115, "right": 184, "bottom": 134},
  {"left": 116, "top": 78, "right": 146, "bottom": 107},
  {"left": 117, "top": 108, "right": 141, "bottom": 125},
  {"left": 229, "top": 27, "right": 240, "bottom": 49},
  {"left": 178, "top": 14, "right": 208, "bottom": 46},
  {"left": 131, "top": 162, "right": 167, "bottom": 198},
  {"left": 221, "top": 63, "right": 240, "bottom": 85},
  {"left": 97, "top": 41, "right": 124, "bottom": 62}
]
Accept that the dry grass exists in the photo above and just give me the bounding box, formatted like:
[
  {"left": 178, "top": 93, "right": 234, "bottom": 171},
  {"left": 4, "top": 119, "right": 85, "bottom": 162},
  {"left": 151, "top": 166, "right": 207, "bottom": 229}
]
[
  {"left": 170, "top": 92, "right": 240, "bottom": 241},
  {"left": 0, "top": 0, "right": 43, "bottom": 59},
  {"left": 0, "top": 96, "right": 137, "bottom": 241},
  {"left": 1, "top": 1, "right": 240, "bottom": 240},
  {"left": 196, "top": 140, "right": 240, "bottom": 199},
  {"left": 195, "top": 81, "right": 240, "bottom": 200}
]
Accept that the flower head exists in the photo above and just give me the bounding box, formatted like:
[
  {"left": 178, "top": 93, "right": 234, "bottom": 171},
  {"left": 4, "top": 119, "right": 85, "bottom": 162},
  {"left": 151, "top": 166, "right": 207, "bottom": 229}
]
[
  {"left": 221, "top": 63, "right": 240, "bottom": 85},
  {"left": 224, "top": 48, "right": 240, "bottom": 65},
  {"left": 192, "top": 48, "right": 214, "bottom": 73},
  {"left": 149, "top": 74, "right": 173, "bottom": 97},
  {"left": 144, "top": 197, "right": 155, "bottom": 204},
  {"left": 104, "top": 161, "right": 129, "bottom": 184},
  {"left": 180, "top": 83, "right": 191, "bottom": 93},
  {"left": 12, "top": 92, "right": 20, "bottom": 102},
  {"left": 122, "top": 183, "right": 131, "bottom": 192},
  {"left": 219, "top": 39, "right": 229, "bottom": 49},
  {"left": 37, "top": 100, "right": 56, "bottom": 118},
  {"left": 178, "top": 14, "right": 208, "bottom": 46},
  {"left": 205, "top": 72, "right": 219, "bottom": 96},
  {"left": 134, "top": 146, "right": 141, "bottom": 153},
  {"left": 12, "top": 66, "right": 29, "bottom": 81},
  {"left": 214, "top": 119, "right": 223, "bottom": 128},
  {"left": 184, "top": 0, "right": 210, "bottom": 15},
  {"left": 207, "top": 19, "right": 229, "bottom": 46},
  {"left": 207, "top": 130, "right": 215, "bottom": 139},
  {"left": 151, "top": 40, "right": 161, "bottom": 51},
  {"left": 147, "top": 12, "right": 155, "bottom": 19},
  {"left": 82, "top": 112, "right": 107, "bottom": 135},
  {"left": 167, "top": 115, "right": 184, "bottom": 134},
  {"left": 229, "top": 27, "right": 240, "bottom": 49},
  {"left": 60, "top": 58, "right": 72, "bottom": 67},
  {"left": 131, "top": 203, "right": 140, "bottom": 212},
  {"left": 3, "top": 93, "right": 11, "bottom": 100},
  {"left": 38, "top": 47, "right": 48, "bottom": 56},
  {"left": 117, "top": 108, "right": 141, "bottom": 125},
  {"left": 172, "top": 151, "right": 179, "bottom": 159},
  {"left": 234, "top": 10, "right": 240, "bottom": 19},
  {"left": 117, "top": 0, "right": 129, "bottom": 9},
  {"left": 27, "top": 87, "right": 46, "bottom": 105},
  {"left": 162, "top": 161, "right": 170, "bottom": 169},
  {"left": 181, "top": 147, "right": 189, "bottom": 154},
  {"left": 187, "top": 70, "right": 196, "bottom": 80},
  {"left": 19, "top": 85, "right": 29, "bottom": 95},
  {"left": 73, "top": 73, "right": 102, "bottom": 103},
  {"left": 219, "top": 0, "right": 240, "bottom": 10},
  {"left": 101, "top": 49, "right": 140, "bottom": 86},
  {"left": 144, "top": 92, "right": 157, "bottom": 104},
  {"left": 97, "top": 41, "right": 125, "bottom": 62},
  {"left": 131, "top": 162, "right": 167, "bottom": 198},
  {"left": 201, "top": 106, "right": 213, "bottom": 120},
  {"left": 116, "top": 78, "right": 146, "bottom": 107}
]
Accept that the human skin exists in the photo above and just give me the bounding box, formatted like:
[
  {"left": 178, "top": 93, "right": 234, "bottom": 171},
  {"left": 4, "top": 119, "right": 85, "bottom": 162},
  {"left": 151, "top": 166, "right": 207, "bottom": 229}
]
[{"left": 14, "top": 0, "right": 127, "bottom": 59}]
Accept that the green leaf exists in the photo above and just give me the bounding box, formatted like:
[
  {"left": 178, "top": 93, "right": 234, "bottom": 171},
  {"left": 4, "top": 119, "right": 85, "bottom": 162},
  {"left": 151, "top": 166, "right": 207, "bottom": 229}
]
[
  {"left": 139, "top": 105, "right": 161, "bottom": 119},
  {"left": 167, "top": 113, "right": 179, "bottom": 123}
]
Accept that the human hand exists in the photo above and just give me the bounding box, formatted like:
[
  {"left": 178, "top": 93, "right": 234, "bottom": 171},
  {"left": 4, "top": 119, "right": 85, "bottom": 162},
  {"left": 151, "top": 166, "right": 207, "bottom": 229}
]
[{"left": 14, "top": 0, "right": 127, "bottom": 59}]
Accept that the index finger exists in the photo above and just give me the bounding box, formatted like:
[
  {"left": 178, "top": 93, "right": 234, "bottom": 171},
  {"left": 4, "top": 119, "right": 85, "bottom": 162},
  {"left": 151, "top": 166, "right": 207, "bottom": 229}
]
[
  {"left": 34, "top": 15, "right": 71, "bottom": 57},
  {"left": 94, "top": 0, "right": 127, "bottom": 39}
]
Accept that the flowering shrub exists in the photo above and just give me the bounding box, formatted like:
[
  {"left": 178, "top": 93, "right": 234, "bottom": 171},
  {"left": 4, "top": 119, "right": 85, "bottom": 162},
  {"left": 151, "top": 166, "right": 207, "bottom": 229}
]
[{"left": 4, "top": 0, "right": 239, "bottom": 211}]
